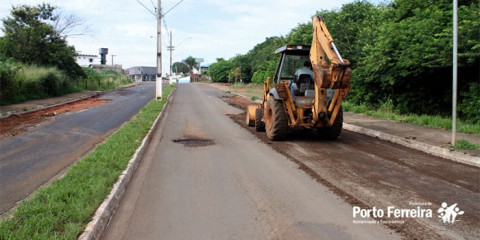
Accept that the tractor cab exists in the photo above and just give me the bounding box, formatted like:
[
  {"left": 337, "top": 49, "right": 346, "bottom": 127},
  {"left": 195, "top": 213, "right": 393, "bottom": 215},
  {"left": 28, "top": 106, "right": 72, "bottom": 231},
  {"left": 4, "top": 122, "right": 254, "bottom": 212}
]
[{"left": 273, "top": 45, "right": 315, "bottom": 106}]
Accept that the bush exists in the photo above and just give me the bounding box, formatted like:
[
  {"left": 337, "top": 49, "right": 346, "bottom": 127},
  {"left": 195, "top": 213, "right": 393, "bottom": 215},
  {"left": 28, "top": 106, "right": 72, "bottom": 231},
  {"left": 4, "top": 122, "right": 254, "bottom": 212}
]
[
  {"left": 459, "top": 82, "right": 480, "bottom": 124},
  {"left": 22, "top": 65, "right": 67, "bottom": 97},
  {"left": 0, "top": 63, "right": 69, "bottom": 105},
  {"left": 0, "top": 58, "right": 21, "bottom": 102}
]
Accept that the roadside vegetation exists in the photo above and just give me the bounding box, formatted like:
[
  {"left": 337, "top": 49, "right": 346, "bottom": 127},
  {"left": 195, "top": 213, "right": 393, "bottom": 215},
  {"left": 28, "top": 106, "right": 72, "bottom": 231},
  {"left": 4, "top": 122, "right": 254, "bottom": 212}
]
[
  {"left": 206, "top": 0, "right": 479, "bottom": 126},
  {"left": 342, "top": 100, "right": 480, "bottom": 135},
  {"left": 0, "top": 84, "right": 174, "bottom": 240},
  {"left": 0, "top": 4, "right": 131, "bottom": 105},
  {"left": 450, "top": 140, "right": 480, "bottom": 150},
  {"left": 0, "top": 60, "right": 129, "bottom": 105}
]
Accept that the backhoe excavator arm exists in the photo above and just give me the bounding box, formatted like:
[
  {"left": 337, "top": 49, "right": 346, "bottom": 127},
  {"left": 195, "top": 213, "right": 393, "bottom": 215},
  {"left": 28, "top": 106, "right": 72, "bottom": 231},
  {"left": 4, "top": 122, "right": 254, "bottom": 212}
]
[
  {"left": 310, "top": 16, "right": 352, "bottom": 126},
  {"left": 310, "top": 16, "right": 351, "bottom": 90}
]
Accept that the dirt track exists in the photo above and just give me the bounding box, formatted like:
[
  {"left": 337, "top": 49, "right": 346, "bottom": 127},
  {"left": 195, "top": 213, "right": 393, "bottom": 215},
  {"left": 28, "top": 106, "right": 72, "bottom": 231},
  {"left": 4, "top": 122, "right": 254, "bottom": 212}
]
[{"left": 222, "top": 95, "right": 480, "bottom": 240}]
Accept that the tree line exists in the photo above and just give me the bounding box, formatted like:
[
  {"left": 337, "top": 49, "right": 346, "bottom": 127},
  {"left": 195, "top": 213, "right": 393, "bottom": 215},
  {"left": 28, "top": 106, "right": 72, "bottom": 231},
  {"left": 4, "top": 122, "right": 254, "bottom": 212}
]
[{"left": 208, "top": 0, "right": 479, "bottom": 123}]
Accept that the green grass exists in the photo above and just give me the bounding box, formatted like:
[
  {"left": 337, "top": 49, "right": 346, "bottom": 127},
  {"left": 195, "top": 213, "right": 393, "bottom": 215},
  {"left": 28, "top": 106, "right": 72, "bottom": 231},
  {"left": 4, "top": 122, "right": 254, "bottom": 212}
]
[
  {"left": 450, "top": 140, "right": 480, "bottom": 150},
  {"left": 251, "top": 96, "right": 259, "bottom": 101},
  {"left": 230, "top": 82, "right": 262, "bottom": 88},
  {"left": 342, "top": 101, "right": 480, "bottom": 135},
  {"left": 246, "top": 88, "right": 263, "bottom": 95},
  {"left": 0, "top": 84, "right": 175, "bottom": 240}
]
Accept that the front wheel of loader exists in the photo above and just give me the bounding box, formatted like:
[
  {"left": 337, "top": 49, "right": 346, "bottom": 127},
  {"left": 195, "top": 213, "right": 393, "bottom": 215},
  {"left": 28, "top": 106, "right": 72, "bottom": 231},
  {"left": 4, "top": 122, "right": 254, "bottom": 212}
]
[
  {"left": 265, "top": 97, "right": 288, "bottom": 140},
  {"left": 318, "top": 108, "right": 343, "bottom": 140},
  {"left": 255, "top": 107, "right": 265, "bottom": 132}
]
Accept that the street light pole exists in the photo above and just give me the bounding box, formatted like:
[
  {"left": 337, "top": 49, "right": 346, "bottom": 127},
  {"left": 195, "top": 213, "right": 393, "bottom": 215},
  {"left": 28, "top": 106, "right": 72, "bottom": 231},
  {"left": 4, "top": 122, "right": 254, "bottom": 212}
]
[
  {"left": 167, "top": 30, "right": 174, "bottom": 77},
  {"left": 452, "top": 0, "right": 458, "bottom": 146},
  {"left": 156, "top": 0, "right": 162, "bottom": 100},
  {"left": 111, "top": 55, "right": 116, "bottom": 65}
]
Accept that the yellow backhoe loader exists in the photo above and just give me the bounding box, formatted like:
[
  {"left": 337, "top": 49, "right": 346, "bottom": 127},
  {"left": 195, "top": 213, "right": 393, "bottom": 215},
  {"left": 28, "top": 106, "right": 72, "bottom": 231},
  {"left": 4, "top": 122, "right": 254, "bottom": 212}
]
[{"left": 246, "top": 16, "right": 352, "bottom": 140}]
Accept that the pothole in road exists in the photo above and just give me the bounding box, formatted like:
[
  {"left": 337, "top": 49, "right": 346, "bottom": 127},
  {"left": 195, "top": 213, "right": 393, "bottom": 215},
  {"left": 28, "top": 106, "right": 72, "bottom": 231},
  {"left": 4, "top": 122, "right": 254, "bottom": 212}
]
[{"left": 172, "top": 138, "right": 215, "bottom": 147}]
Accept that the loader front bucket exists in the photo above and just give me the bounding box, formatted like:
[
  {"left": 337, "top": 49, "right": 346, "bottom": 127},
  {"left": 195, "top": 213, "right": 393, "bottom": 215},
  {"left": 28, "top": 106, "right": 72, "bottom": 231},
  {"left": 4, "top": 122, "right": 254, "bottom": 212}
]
[{"left": 246, "top": 105, "right": 257, "bottom": 126}]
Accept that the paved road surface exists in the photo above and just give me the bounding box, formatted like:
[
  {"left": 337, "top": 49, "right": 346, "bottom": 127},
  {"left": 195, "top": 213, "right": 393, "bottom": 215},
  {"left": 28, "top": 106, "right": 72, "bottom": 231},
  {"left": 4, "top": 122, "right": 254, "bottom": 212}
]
[
  {"left": 0, "top": 83, "right": 157, "bottom": 213},
  {"left": 102, "top": 84, "right": 400, "bottom": 240}
]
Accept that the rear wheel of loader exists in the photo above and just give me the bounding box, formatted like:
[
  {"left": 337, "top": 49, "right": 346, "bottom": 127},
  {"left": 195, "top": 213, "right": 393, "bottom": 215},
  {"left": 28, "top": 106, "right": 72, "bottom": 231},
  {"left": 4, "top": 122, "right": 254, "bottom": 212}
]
[
  {"left": 265, "top": 97, "right": 288, "bottom": 140},
  {"left": 318, "top": 108, "right": 343, "bottom": 140},
  {"left": 255, "top": 107, "right": 265, "bottom": 132}
]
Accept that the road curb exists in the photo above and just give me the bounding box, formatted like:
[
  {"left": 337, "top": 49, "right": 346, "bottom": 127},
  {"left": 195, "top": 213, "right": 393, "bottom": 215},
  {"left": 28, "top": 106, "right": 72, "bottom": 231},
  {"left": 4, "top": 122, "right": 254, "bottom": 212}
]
[
  {"left": 343, "top": 123, "right": 480, "bottom": 167},
  {"left": 77, "top": 86, "right": 176, "bottom": 240}
]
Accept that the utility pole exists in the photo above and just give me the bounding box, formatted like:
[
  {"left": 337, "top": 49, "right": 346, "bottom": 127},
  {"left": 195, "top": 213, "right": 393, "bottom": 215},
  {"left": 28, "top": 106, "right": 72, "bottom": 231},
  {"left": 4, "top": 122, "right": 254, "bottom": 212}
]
[
  {"left": 167, "top": 30, "right": 174, "bottom": 77},
  {"left": 452, "top": 0, "right": 458, "bottom": 146},
  {"left": 111, "top": 55, "right": 116, "bottom": 65},
  {"left": 156, "top": 0, "right": 162, "bottom": 100}
]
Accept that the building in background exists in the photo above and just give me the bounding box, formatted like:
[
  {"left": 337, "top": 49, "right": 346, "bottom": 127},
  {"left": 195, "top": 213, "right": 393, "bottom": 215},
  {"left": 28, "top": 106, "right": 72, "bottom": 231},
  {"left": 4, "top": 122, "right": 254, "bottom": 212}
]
[
  {"left": 199, "top": 63, "right": 210, "bottom": 74},
  {"left": 76, "top": 54, "right": 98, "bottom": 67},
  {"left": 76, "top": 48, "right": 123, "bottom": 72},
  {"left": 90, "top": 64, "right": 123, "bottom": 72},
  {"left": 126, "top": 66, "right": 156, "bottom": 82}
]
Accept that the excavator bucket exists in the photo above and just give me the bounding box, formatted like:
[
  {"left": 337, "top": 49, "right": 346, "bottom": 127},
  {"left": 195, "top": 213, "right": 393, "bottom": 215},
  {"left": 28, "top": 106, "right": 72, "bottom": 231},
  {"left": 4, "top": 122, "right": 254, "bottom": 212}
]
[{"left": 246, "top": 105, "right": 257, "bottom": 126}]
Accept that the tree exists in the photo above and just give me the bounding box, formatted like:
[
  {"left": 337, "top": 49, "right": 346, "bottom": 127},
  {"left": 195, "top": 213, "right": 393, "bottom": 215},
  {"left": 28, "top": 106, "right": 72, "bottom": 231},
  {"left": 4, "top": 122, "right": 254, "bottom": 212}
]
[
  {"left": 172, "top": 62, "right": 189, "bottom": 74},
  {"left": 184, "top": 56, "right": 198, "bottom": 75},
  {"left": 351, "top": 0, "right": 479, "bottom": 114},
  {"left": 285, "top": 22, "right": 312, "bottom": 45},
  {"left": 228, "top": 67, "right": 241, "bottom": 83},
  {"left": 247, "top": 36, "right": 285, "bottom": 74},
  {"left": 251, "top": 60, "right": 277, "bottom": 84},
  {"left": 0, "top": 3, "right": 84, "bottom": 78},
  {"left": 208, "top": 58, "right": 232, "bottom": 82}
]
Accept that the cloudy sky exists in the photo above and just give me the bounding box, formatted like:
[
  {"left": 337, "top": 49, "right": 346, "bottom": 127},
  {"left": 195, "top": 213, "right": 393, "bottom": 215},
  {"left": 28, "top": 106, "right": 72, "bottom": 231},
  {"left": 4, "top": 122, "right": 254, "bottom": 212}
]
[{"left": 2, "top": 0, "right": 382, "bottom": 73}]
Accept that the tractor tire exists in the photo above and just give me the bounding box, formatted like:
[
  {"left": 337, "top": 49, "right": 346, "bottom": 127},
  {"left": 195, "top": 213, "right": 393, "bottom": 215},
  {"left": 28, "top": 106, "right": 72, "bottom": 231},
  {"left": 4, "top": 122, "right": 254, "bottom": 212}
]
[
  {"left": 265, "top": 97, "right": 289, "bottom": 140},
  {"left": 318, "top": 108, "right": 343, "bottom": 140},
  {"left": 255, "top": 107, "right": 265, "bottom": 132}
]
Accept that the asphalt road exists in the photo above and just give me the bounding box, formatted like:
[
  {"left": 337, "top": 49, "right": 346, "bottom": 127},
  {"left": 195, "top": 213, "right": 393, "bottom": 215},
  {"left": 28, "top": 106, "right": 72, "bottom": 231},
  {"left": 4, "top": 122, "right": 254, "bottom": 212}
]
[
  {"left": 102, "top": 84, "right": 400, "bottom": 240},
  {"left": 0, "top": 82, "right": 161, "bottom": 213}
]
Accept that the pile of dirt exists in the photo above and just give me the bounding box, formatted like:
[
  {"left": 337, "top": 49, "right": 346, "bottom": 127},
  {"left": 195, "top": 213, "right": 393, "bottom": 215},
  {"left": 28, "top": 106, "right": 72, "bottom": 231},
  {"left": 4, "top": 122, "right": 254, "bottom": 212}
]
[{"left": 221, "top": 95, "right": 255, "bottom": 110}]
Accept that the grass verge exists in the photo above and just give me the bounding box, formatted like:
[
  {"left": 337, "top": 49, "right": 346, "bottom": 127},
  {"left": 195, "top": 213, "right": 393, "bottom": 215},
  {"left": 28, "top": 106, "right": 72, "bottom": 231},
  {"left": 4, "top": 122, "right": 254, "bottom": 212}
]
[
  {"left": 342, "top": 101, "right": 480, "bottom": 135},
  {"left": 0, "top": 84, "right": 174, "bottom": 240},
  {"left": 450, "top": 140, "right": 480, "bottom": 150}
]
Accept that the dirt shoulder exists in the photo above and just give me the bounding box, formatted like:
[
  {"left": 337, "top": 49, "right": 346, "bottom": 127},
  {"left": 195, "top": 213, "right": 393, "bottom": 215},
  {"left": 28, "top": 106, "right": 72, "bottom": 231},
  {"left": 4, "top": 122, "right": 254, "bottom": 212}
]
[
  {"left": 0, "top": 82, "right": 142, "bottom": 138},
  {"left": 0, "top": 82, "right": 140, "bottom": 118}
]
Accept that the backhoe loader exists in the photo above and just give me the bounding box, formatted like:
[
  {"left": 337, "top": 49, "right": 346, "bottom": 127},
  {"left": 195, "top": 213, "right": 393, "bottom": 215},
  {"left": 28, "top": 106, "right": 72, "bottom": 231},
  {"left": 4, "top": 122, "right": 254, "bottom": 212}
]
[{"left": 245, "top": 16, "right": 351, "bottom": 140}]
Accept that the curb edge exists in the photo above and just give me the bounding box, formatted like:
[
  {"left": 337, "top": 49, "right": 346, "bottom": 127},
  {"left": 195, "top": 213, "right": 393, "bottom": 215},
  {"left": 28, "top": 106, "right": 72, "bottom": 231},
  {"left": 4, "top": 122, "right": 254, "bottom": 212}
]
[
  {"left": 77, "top": 86, "right": 176, "bottom": 240},
  {"left": 343, "top": 123, "right": 480, "bottom": 168}
]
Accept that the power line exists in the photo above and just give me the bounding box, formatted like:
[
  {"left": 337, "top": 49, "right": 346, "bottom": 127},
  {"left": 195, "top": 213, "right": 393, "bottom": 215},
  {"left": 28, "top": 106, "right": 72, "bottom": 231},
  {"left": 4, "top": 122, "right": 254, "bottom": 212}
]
[
  {"left": 149, "top": 0, "right": 156, "bottom": 10},
  {"left": 135, "top": 0, "right": 156, "bottom": 17},
  {"left": 163, "top": 0, "right": 184, "bottom": 17},
  {"left": 162, "top": 17, "right": 169, "bottom": 35}
]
